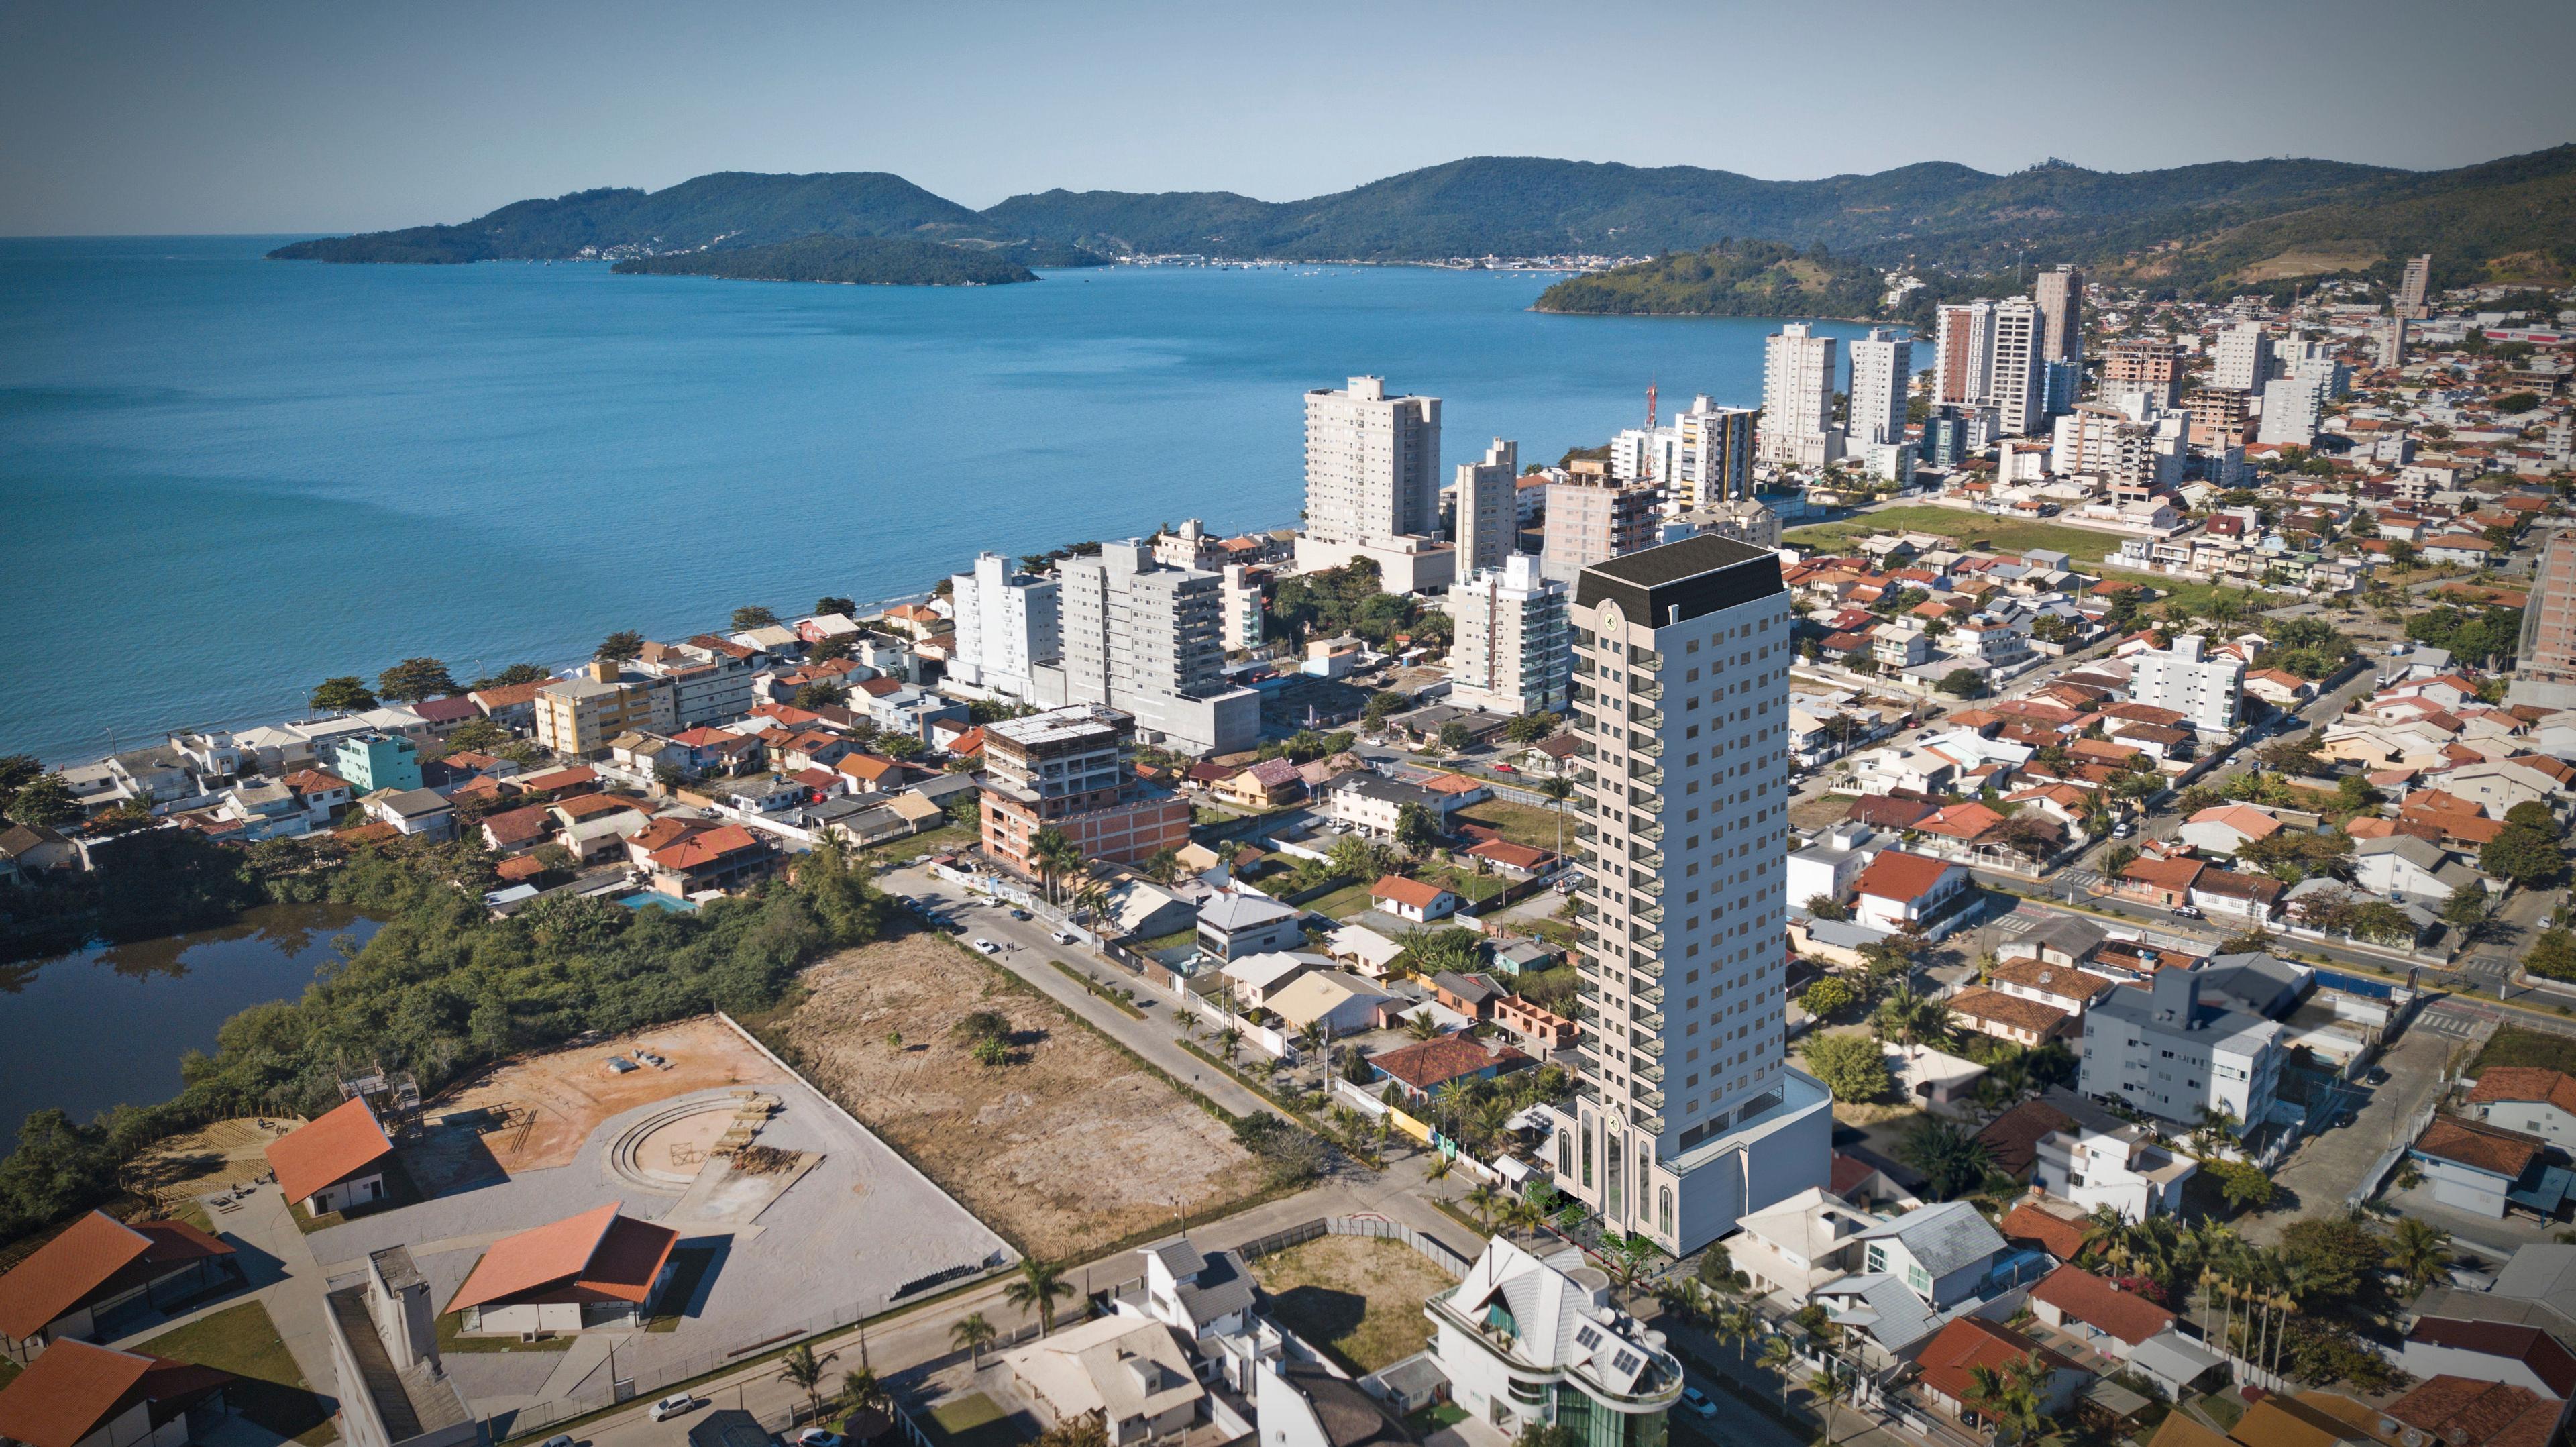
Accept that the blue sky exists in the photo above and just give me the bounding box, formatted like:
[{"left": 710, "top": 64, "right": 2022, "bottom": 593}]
[{"left": 4, "top": 0, "right": 2571, "bottom": 235}]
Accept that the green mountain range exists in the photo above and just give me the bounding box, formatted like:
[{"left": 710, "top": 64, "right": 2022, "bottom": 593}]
[{"left": 270, "top": 146, "right": 2576, "bottom": 294}]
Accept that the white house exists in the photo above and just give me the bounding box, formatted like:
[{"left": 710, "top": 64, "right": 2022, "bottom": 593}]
[
  {"left": 1195, "top": 890, "right": 1306, "bottom": 961},
  {"left": 1005, "top": 1315, "right": 1203, "bottom": 1446},
  {"left": 1423, "top": 1237, "right": 1682, "bottom": 1440},
  {"left": 1850, "top": 851, "right": 1974, "bottom": 936},
  {"left": 2410, "top": 1117, "right": 2557, "bottom": 1219},
  {"left": 1220, "top": 952, "right": 1326, "bottom": 1010},
  {"left": 1117, "top": 1238, "right": 1255, "bottom": 1343},
  {"left": 1721, "top": 1186, "right": 1879, "bottom": 1302},
  {"left": 2467, "top": 1068, "right": 2576, "bottom": 1148},
  {"left": 2351, "top": 835, "right": 2483, "bottom": 903},
  {"left": 1786, "top": 824, "right": 1880, "bottom": 912},
  {"left": 2029, "top": 1097, "right": 2197, "bottom": 1222}
]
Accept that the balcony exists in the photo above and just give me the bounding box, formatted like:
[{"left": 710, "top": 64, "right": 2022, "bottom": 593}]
[
  {"left": 1629, "top": 648, "right": 1664, "bottom": 669},
  {"left": 1634, "top": 904, "right": 1663, "bottom": 926},
  {"left": 1630, "top": 849, "right": 1664, "bottom": 871},
  {"left": 1634, "top": 735, "right": 1664, "bottom": 757},
  {"left": 1635, "top": 984, "right": 1664, "bottom": 1007},
  {"left": 1630, "top": 678, "right": 1663, "bottom": 700},
  {"left": 1631, "top": 930, "right": 1664, "bottom": 953},
  {"left": 1631, "top": 1108, "right": 1667, "bottom": 1134},
  {"left": 1629, "top": 764, "right": 1662, "bottom": 788},
  {"left": 1636, "top": 1060, "right": 1664, "bottom": 1084},
  {"left": 1636, "top": 1086, "right": 1666, "bottom": 1111},
  {"left": 1633, "top": 821, "right": 1664, "bottom": 843},
  {"left": 1572, "top": 658, "right": 1597, "bottom": 678},
  {"left": 1571, "top": 683, "right": 1597, "bottom": 705},
  {"left": 1627, "top": 706, "right": 1664, "bottom": 729},
  {"left": 1635, "top": 874, "right": 1663, "bottom": 896},
  {"left": 1631, "top": 793, "right": 1664, "bottom": 816},
  {"left": 1633, "top": 1036, "right": 1665, "bottom": 1059},
  {"left": 1631, "top": 955, "right": 1664, "bottom": 981}
]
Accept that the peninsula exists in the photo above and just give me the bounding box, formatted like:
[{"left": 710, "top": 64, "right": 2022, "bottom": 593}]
[{"left": 610, "top": 235, "right": 1040, "bottom": 287}]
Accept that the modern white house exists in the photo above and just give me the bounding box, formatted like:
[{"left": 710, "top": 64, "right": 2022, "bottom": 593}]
[
  {"left": 1196, "top": 891, "right": 1306, "bottom": 961},
  {"left": 1113, "top": 1238, "right": 1256, "bottom": 1345},
  {"left": 1785, "top": 824, "right": 1880, "bottom": 913},
  {"left": 1424, "top": 1237, "right": 1682, "bottom": 1443},
  {"left": 2027, "top": 1094, "right": 2198, "bottom": 1222},
  {"left": 1721, "top": 1186, "right": 1878, "bottom": 1303},
  {"left": 1005, "top": 1314, "right": 1204, "bottom": 1446}
]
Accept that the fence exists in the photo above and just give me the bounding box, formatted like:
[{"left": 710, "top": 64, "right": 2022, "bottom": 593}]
[{"left": 1230, "top": 1214, "right": 1476, "bottom": 1279}]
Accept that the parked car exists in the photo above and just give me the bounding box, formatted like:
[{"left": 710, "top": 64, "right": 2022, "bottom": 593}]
[
  {"left": 2171, "top": 904, "right": 2204, "bottom": 919},
  {"left": 797, "top": 1432, "right": 844, "bottom": 1447},
  {"left": 2365, "top": 1066, "right": 2391, "bottom": 1085},
  {"left": 1491, "top": 762, "right": 1516, "bottom": 773},
  {"left": 649, "top": 1394, "right": 702, "bottom": 1422},
  {"left": 1051, "top": 930, "right": 1079, "bottom": 945},
  {"left": 1678, "top": 1387, "right": 1718, "bottom": 1420},
  {"left": 1009, "top": 908, "right": 1031, "bottom": 920},
  {"left": 2110, "top": 821, "right": 2134, "bottom": 838},
  {"left": 539, "top": 1434, "right": 578, "bottom": 1447},
  {"left": 973, "top": 939, "right": 1002, "bottom": 953}
]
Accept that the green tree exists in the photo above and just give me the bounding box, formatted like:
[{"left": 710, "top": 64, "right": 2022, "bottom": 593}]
[
  {"left": 309, "top": 676, "right": 377, "bottom": 713},
  {"left": 792, "top": 683, "right": 848, "bottom": 710},
  {"left": 443, "top": 718, "right": 509, "bottom": 754},
  {"left": 1898, "top": 1116, "right": 1993, "bottom": 1201},
  {"left": 596, "top": 630, "right": 646, "bottom": 661},
  {"left": 816, "top": 596, "right": 857, "bottom": 618},
  {"left": 1937, "top": 668, "right": 1987, "bottom": 698},
  {"left": 1141, "top": 847, "right": 1182, "bottom": 885},
  {"left": 1800, "top": 1032, "right": 1890, "bottom": 1103},
  {"left": 949, "top": 1311, "right": 998, "bottom": 1366},
  {"left": 2482, "top": 826, "right": 2565, "bottom": 887},
  {"left": 1438, "top": 720, "right": 1473, "bottom": 753},
  {"left": 1805, "top": 894, "right": 1851, "bottom": 921},
  {"left": 2385, "top": 1217, "right": 2453, "bottom": 1293},
  {"left": 777, "top": 1344, "right": 829, "bottom": 1419},
  {"left": 879, "top": 733, "right": 926, "bottom": 761},
  {"left": 6, "top": 775, "right": 79, "bottom": 828},
  {"left": 2528, "top": 927, "right": 2576, "bottom": 982},
  {"left": 731, "top": 605, "right": 780, "bottom": 630},
  {"left": 2208, "top": 1158, "right": 2276, "bottom": 1214},
  {"left": 1006, "top": 1258, "right": 1076, "bottom": 1336},
  {"left": 0, "top": 755, "right": 40, "bottom": 797},
  {"left": 1800, "top": 976, "right": 1860, "bottom": 1019},
  {"left": 375, "top": 657, "right": 458, "bottom": 704},
  {"left": 1504, "top": 711, "right": 1560, "bottom": 745},
  {"left": 1393, "top": 801, "right": 1442, "bottom": 857}
]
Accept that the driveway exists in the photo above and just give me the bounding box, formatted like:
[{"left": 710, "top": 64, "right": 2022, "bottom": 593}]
[{"left": 2241, "top": 1011, "right": 2452, "bottom": 1244}]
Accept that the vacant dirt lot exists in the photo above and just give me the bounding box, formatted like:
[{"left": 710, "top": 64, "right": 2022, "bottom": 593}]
[
  {"left": 775, "top": 934, "right": 1256, "bottom": 1261},
  {"left": 428, "top": 1015, "right": 784, "bottom": 1175},
  {"left": 1249, "top": 1235, "right": 1455, "bottom": 1373}
]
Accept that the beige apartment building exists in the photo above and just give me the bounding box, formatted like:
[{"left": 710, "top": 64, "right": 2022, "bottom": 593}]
[
  {"left": 1538, "top": 462, "right": 1658, "bottom": 584},
  {"left": 1446, "top": 554, "right": 1569, "bottom": 716},
  {"left": 2101, "top": 338, "right": 2182, "bottom": 409},
  {"left": 535, "top": 663, "right": 676, "bottom": 759}
]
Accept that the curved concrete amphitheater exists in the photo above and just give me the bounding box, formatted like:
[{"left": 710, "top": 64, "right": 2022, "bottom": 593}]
[{"left": 605, "top": 1091, "right": 745, "bottom": 1195}]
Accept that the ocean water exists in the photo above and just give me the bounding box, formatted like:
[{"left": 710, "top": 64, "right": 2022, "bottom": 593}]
[{"left": 1, "top": 236, "right": 1903, "bottom": 763}]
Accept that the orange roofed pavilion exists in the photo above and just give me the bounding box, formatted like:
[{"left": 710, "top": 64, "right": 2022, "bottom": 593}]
[{"left": 445, "top": 1203, "right": 679, "bottom": 1336}]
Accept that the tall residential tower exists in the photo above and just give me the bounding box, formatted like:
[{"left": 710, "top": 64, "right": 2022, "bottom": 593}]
[
  {"left": 1846, "top": 328, "right": 1912, "bottom": 448},
  {"left": 1758, "top": 323, "right": 1843, "bottom": 466},
  {"left": 1452, "top": 437, "right": 1519, "bottom": 576},
  {"left": 1547, "top": 533, "right": 1831, "bottom": 1254}
]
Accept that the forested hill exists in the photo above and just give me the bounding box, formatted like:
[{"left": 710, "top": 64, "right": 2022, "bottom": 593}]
[
  {"left": 609, "top": 235, "right": 1039, "bottom": 286},
  {"left": 270, "top": 146, "right": 2576, "bottom": 292},
  {"left": 1534, "top": 242, "right": 1885, "bottom": 318}
]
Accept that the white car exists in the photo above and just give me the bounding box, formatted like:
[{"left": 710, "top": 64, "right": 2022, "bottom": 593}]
[
  {"left": 649, "top": 1393, "right": 702, "bottom": 1422},
  {"left": 539, "top": 1435, "right": 578, "bottom": 1447},
  {"left": 798, "top": 1432, "right": 845, "bottom": 1447},
  {"left": 1051, "top": 930, "right": 1079, "bottom": 945},
  {"left": 1678, "top": 1387, "right": 1718, "bottom": 1419},
  {"left": 973, "top": 939, "right": 1002, "bottom": 953}
]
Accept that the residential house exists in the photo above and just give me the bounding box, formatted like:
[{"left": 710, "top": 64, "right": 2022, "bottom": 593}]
[
  {"left": 1320, "top": 772, "right": 1461, "bottom": 837},
  {"left": 1215, "top": 758, "right": 1305, "bottom": 809},
  {"left": 1911, "top": 1318, "right": 2088, "bottom": 1428},
  {"left": 1947, "top": 987, "right": 2074, "bottom": 1047},
  {"left": 2190, "top": 869, "right": 2286, "bottom": 923},
  {"left": 1195, "top": 891, "right": 1306, "bottom": 961},
  {"left": 1461, "top": 837, "right": 1556, "bottom": 877},
  {"left": 2027, "top": 1263, "right": 2178, "bottom": 1364},
  {"left": 479, "top": 805, "right": 555, "bottom": 856},
  {"left": 0, "top": 1212, "right": 235, "bottom": 1362},
  {"left": 2027, "top": 1089, "right": 2197, "bottom": 1221},
  {"left": 641, "top": 824, "right": 772, "bottom": 897},
  {"left": 444, "top": 1204, "right": 678, "bottom": 1336},
  {"left": 1787, "top": 823, "right": 1882, "bottom": 912},
  {"left": 1722, "top": 1185, "right": 1880, "bottom": 1301},
  {"left": 1850, "top": 851, "right": 1973, "bottom": 935},
  {"left": 1368, "top": 876, "right": 1459, "bottom": 924},
  {"left": 0, "top": 824, "right": 80, "bottom": 886},
  {"left": 1430, "top": 971, "right": 1505, "bottom": 1019},
  {"left": 1264, "top": 971, "right": 1398, "bottom": 1036},
  {"left": 2409, "top": 1118, "right": 2570, "bottom": 1220},
  {"left": 2469, "top": 1068, "right": 2576, "bottom": 1149},
  {"left": 1219, "top": 952, "right": 1324, "bottom": 1010},
  {"left": 2178, "top": 804, "right": 2286, "bottom": 858},
  {"left": 1003, "top": 1316, "right": 1203, "bottom": 1447},
  {"left": 2381, "top": 1377, "right": 2567, "bottom": 1447},
  {"left": 1115, "top": 1238, "right": 1255, "bottom": 1344},
  {"left": 2398, "top": 1315, "right": 2576, "bottom": 1407},
  {"left": 2351, "top": 835, "right": 2483, "bottom": 904},
  {"left": 1491, "top": 996, "right": 1577, "bottom": 1055},
  {"left": 549, "top": 794, "right": 649, "bottom": 862},
  {"left": 2116, "top": 856, "right": 2204, "bottom": 908},
  {"left": 1984, "top": 956, "right": 2119, "bottom": 1018},
  {"left": 360, "top": 788, "right": 455, "bottom": 841},
  {"left": 264, "top": 1098, "right": 394, "bottom": 1217},
  {"left": 1366, "top": 1034, "right": 1532, "bottom": 1104},
  {"left": 1421, "top": 1236, "right": 1682, "bottom": 1441}
]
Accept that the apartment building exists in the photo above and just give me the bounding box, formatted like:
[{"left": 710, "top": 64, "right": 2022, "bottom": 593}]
[
  {"left": 534, "top": 662, "right": 676, "bottom": 759},
  {"left": 2100, "top": 339, "right": 2182, "bottom": 410},
  {"left": 2034, "top": 265, "right": 2085, "bottom": 364},
  {"left": 1609, "top": 424, "right": 1678, "bottom": 484},
  {"left": 2400, "top": 253, "right": 2434, "bottom": 319},
  {"left": 2510, "top": 527, "right": 2576, "bottom": 710},
  {"left": 1452, "top": 437, "right": 1519, "bottom": 576},
  {"left": 1446, "top": 554, "right": 1571, "bottom": 716},
  {"left": 2184, "top": 388, "right": 2251, "bottom": 448},
  {"left": 1152, "top": 518, "right": 1230, "bottom": 572},
  {"left": 1053, "top": 541, "right": 1260, "bottom": 756},
  {"left": 2210, "top": 322, "right": 2273, "bottom": 392},
  {"left": 1847, "top": 328, "right": 1912, "bottom": 449},
  {"left": 630, "top": 639, "right": 763, "bottom": 727},
  {"left": 948, "top": 551, "right": 1065, "bottom": 702},
  {"left": 1760, "top": 323, "right": 1843, "bottom": 465},
  {"left": 1931, "top": 301, "right": 1995, "bottom": 407},
  {"left": 1672, "top": 398, "right": 1757, "bottom": 509},
  {"left": 1539, "top": 464, "right": 1659, "bottom": 585},
  {"left": 1296, "top": 376, "right": 1449, "bottom": 587},
  {"left": 1218, "top": 564, "right": 1267, "bottom": 653},
  {"left": 1546, "top": 533, "right": 1831, "bottom": 1255},
  {"left": 2129, "top": 635, "right": 2243, "bottom": 732},
  {"left": 2077, "top": 970, "right": 2284, "bottom": 1134},
  {"left": 2051, "top": 404, "right": 2180, "bottom": 494},
  {"left": 977, "top": 706, "right": 1190, "bottom": 877},
  {"left": 1987, "top": 299, "right": 2046, "bottom": 437},
  {"left": 2256, "top": 375, "right": 2326, "bottom": 447}
]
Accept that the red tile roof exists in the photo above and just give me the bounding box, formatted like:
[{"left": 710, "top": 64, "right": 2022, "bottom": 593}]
[
  {"left": 445, "top": 1203, "right": 679, "bottom": 1315},
  {"left": 1915, "top": 1316, "right": 2081, "bottom": 1405},
  {"left": 1950, "top": 987, "right": 2071, "bottom": 1037},
  {"left": 1371, "top": 875, "right": 1454, "bottom": 910},
  {"left": 1464, "top": 838, "right": 1554, "bottom": 870},
  {"left": 1976, "top": 1102, "right": 2077, "bottom": 1178},
  {"left": 2000, "top": 1201, "right": 2092, "bottom": 1262},
  {"left": 0, "top": 1212, "right": 231, "bottom": 1340},
  {"left": 2415, "top": 1118, "right": 2543, "bottom": 1178},
  {"left": 481, "top": 805, "right": 555, "bottom": 847},
  {"left": 1852, "top": 849, "right": 1956, "bottom": 904},
  {"left": 2386, "top": 1376, "right": 2559, "bottom": 1447},
  {"left": 649, "top": 823, "right": 764, "bottom": 873},
  {"left": 1367, "top": 1034, "right": 1532, "bottom": 1093},
  {"left": 2121, "top": 856, "right": 2206, "bottom": 892},
  {"left": 0, "top": 1341, "right": 231, "bottom": 1447},
  {"left": 2406, "top": 1318, "right": 2576, "bottom": 1399},
  {"left": 516, "top": 765, "right": 600, "bottom": 794},
  {"left": 2029, "top": 1263, "right": 2175, "bottom": 1345},
  {"left": 264, "top": 1097, "right": 394, "bottom": 1205},
  {"left": 2469, "top": 1067, "right": 2576, "bottom": 1115}
]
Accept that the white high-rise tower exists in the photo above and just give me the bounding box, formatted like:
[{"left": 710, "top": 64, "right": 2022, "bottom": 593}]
[
  {"left": 1987, "top": 299, "right": 2045, "bottom": 437},
  {"left": 1299, "top": 376, "right": 1442, "bottom": 546},
  {"left": 1758, "top": 323, "right": 1843, "bottom": 466},
  {"left": 1847, "top": 328, "right": 1912, "bottom": 448},
  {"left": 1545, "top": 533, "right": 1831, "bottom": 1254},
  {"left": 1452, "top": 438, "right": 1519, "bottom": 576}
]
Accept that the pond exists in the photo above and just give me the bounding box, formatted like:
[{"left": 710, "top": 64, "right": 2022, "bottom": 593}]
[{"left": 0, "top": 902, "right": 384, "bottom": 1150}]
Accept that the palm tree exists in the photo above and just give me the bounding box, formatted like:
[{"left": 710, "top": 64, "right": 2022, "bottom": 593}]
[
  {"left": 1464, "top": 1182, "right": 1500, "bottom": 1227},
  {"left": 1030, "top": 826, "right": 1082, "bottom": 906},
  {"left": 1430, "top": 1079, "right": 1475, "bottom": 1144},
  {"left": 1005, "top": 1259, "right": 1076, "bottom": 1337},
  {"left": 1502, "top": 1192, "right": 1546, "bottom": 1235},
  {"left": 1538, "top": 774, "right": 1574, "bottom": 859},
  {"left": 777, "top": 1344, "right": 830, "bottom": 1421},
  {"left": 1424, "top": 1153, "right": 1454, "bottom": 1203},
  {"left": 840, "top": 1368, "right": 889, "bottom": 1421},
  {"left": 1713, "top": 1303, "right": 1760, "bottom": 1369},
  {"left": 950, "top": 1311, "right": 998, "bottom": 1367},
  {"left": 2387, "top": 1218, "right": 2455, "bottom": 1293},
  {"left": 1809, "top": 1362, "right": 1855, "bottom": 1447},
  {"left": 1757, "top": 1334, "right": 1799, "bottom": 1411},
  {"left": 1217, "top": 1026, "right": 1242, "bottom": 1062}
]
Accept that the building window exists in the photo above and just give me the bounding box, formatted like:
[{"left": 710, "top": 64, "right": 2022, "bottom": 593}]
[
  {"left": 1658, "top": 1187, "right": 1674, "bottom": 1236},
  {"left": 1558, "top": 1126, "right": 1572, "bottom": 1177},
  {"left": 1580, "top": 1119, "right": 1594, "bottom": 1188}
]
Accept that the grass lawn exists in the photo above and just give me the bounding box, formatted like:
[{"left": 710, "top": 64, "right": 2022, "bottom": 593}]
[
  {"left": 1454, "top": 800, "right": 1574, "bottom": 852},
  {"left": 435, "top": 1309, "right": 574, "bottom": 1353},
  {"left": 1250, "top": 1234, "right": 1458, "bottom": 1374},
  {"left": 138, "top": 1301, "right": 336, "bottom": 1446},
  {"left": 2474, "top": 1025, "right": 2576, "bottom": 1077},
  {"left": 1300, "top": 882, "right": 1378, "bottom": 920},
  {"left": 1784, "top": 504, "right": 2127, "bottom": 564},
  {"left": 863, "top": 820, "right": 977, "bottom": 864},
  {"left": 1419, "top": 865, "right": 1508, "bottom": 903},
  {"left": 1407, "top": 1405, "right": 1470, "bottom": 1434},
  {"left": 1129, "top": 927, "right": 1197, "bottom": 954},
  {"left": 924, "top": 1393, "right": 1030, "bottom": 1447}
]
